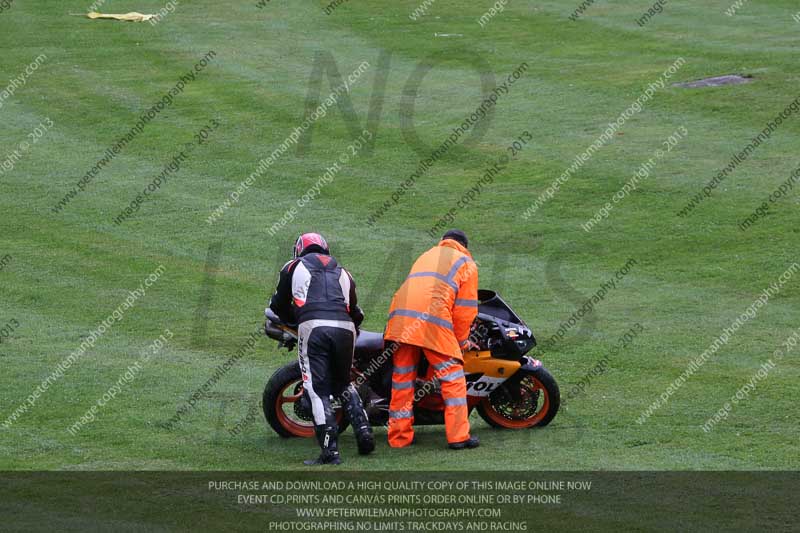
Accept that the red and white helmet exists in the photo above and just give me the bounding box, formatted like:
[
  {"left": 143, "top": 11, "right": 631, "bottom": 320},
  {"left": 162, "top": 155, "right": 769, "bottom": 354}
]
[{"left": 293, "top": 233, "right": 329, "bottom": 258}]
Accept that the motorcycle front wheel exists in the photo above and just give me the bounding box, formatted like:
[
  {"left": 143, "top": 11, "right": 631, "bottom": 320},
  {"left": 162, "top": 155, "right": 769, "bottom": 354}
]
[{"left": 477, "top": 366, "right": 560, "bottom": 429}]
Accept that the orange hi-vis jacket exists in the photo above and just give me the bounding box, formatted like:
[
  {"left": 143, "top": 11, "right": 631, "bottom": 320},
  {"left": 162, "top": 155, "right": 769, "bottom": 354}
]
[{"left": 384, "top": 239, "right": 479, "bottom": 360}]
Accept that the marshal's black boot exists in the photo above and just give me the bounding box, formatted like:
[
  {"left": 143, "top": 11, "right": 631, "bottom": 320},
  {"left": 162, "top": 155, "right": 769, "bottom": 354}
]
[{"left": 448, "top": 435, "right": 480, "bottom": 450}]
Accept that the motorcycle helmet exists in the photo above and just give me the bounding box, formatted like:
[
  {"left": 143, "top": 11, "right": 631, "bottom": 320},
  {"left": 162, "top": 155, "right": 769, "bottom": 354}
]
[{"left": 293, "top": 233, "right": 330, "bottom": 258}]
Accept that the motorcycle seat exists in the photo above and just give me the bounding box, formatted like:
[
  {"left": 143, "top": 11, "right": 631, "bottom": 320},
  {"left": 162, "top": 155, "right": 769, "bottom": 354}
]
[{"left": 356, "top": 330, "right": 384, "bottom": 352}]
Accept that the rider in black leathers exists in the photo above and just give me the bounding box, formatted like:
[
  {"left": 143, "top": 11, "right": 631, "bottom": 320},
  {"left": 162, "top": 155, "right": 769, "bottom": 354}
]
[{"left": 269, "top": 233, "right": 375, "bottom": 465}]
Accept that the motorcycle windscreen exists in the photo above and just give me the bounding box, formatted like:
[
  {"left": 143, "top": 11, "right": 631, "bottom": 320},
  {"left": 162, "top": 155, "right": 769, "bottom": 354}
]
[{"left": 477, "top": 289, "right": 527, "bottom": 326}]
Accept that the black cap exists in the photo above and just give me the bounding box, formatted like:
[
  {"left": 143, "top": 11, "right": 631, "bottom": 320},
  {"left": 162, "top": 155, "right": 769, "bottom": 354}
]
[{"left": 442, "top": 229, "right": 468, "bottom": 249}]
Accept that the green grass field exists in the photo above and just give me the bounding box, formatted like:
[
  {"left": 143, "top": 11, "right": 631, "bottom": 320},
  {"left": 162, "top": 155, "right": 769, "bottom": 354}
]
[{"left": 1, "top": 0, "right": 799, "bottom": 472}]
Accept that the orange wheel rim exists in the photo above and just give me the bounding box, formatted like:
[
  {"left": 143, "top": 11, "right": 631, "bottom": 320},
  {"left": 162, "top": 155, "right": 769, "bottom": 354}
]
[
  {"left": 481, "top": 375, "right": 549, "bottom": 429},
  {"left": 273, "top": 380, "right": 344, "bottom": 438}
]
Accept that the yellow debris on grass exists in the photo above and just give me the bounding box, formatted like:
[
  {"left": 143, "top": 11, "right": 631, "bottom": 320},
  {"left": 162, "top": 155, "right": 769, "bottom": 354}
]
[{"left": 87, "top": 12, "right": 154, "bottom": 22}]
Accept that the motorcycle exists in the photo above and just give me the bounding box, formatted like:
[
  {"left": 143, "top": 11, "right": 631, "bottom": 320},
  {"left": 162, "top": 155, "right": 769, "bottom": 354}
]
[{"left": 262, "top": 290, "right": 560, "bottom": 438}]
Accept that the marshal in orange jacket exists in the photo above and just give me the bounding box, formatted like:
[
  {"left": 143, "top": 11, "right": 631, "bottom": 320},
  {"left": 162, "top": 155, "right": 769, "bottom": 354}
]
[{"left": 384, "top": 239, "right": 479, "bottom": 360}]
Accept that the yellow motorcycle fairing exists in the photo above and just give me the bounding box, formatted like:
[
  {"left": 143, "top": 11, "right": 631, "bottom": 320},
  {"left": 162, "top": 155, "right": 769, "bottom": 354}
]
[{"left": 463, "top": 350, "right": 520, "bottom": 378}]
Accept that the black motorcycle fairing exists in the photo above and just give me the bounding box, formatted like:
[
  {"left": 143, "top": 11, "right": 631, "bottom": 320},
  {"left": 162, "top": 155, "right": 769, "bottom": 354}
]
[
  {"left": 478, "top": 290, "right": 527, "bottom": 326},
  {"left": 353, "top": 338, "right": 393, "bottom": 399},
  {"left": 354, "top": 330, "right": 384, "bottom": 354},
  {"left": 476, "top": 291, "right": 536, "bottom": 360}
]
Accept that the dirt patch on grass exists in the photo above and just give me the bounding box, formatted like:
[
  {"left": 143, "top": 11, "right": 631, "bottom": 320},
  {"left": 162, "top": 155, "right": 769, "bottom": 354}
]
[{"left": 673, "top": 75, "right": 753, "bottom": 88}]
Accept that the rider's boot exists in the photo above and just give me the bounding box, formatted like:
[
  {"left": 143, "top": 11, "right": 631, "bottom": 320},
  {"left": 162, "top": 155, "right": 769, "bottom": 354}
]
[
  {"left": 304, "top": 424, "right": 341, "bottom": 465},
  {"left": 343, "top": 384, "right": 375, "bottom": 455},
  {"left": 304, "top": 397, "right": 341, "bottom": 465}
]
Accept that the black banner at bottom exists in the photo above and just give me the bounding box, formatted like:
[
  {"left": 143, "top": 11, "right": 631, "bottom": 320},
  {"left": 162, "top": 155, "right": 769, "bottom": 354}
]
[{"left": 0, "top": 472, "right": 796, "bottom": 532}]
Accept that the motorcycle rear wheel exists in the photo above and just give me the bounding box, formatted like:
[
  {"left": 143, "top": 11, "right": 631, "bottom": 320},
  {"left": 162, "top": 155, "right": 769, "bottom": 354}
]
[
  {"left": 263, "top": 362, "right": 349, "bottom": 438},
  {"left": 477, "top": 366, "right": 560, "bottom": 429}
]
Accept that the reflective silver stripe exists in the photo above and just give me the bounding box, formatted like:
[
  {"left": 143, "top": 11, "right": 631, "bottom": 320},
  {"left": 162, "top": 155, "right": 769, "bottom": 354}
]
[
  {"left": 446, "top": 256, "right": 470, "bottom": 280},
  {"left": 392, "top": 380, "right": 414, "bottom": 390},
  {"left": 407, "top": 271, "right": 458, "bottom": 291},
  {"left": 393, "top": 365, "right": 416, "bottom": 374},
  {"left": 389, "top": 410, "right": 413, "bottom": 419},
  {"left": 389, "top": 309, "right": 453, "bottom": 330},
  {"left": 443, "top": 397, "right": 467, "bottom": 407},
  {"left": 454, "top": 298, "right": 478, "bottom": 307},
  {"left": 438, "top": 369, "right": 465, "bottom": 382},
  {"left": 433, "top": 359, "right": 457, "bottom": 371}
]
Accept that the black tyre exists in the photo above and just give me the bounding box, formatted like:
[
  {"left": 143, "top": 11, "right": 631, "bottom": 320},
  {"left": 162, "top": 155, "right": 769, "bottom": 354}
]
[{"left": 477, "top": 366, "right": 560, "bottom": 429}]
